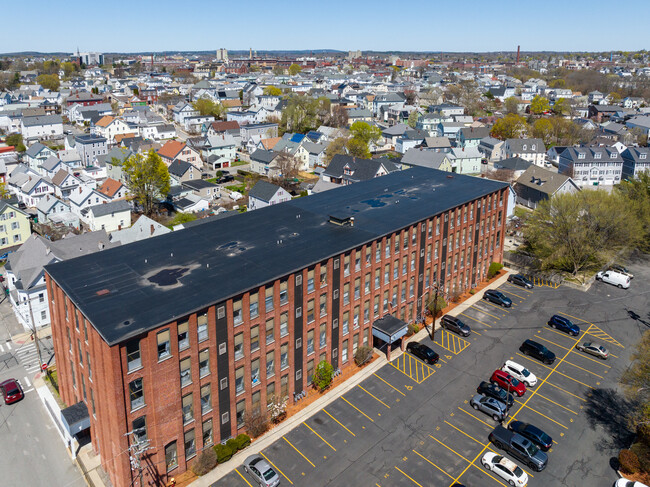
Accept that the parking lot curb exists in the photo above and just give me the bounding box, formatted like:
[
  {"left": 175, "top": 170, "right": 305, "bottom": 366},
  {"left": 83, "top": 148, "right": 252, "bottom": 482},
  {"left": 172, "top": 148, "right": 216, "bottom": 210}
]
[{"left": 189, "top": 355, "right": 388, "bottom": 487}]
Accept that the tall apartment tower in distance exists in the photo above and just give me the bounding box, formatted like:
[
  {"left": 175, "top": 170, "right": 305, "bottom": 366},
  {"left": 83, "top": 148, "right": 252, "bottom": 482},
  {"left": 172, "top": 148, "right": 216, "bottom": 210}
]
[
  {"left": 348, "top": 50, "right": 362, "bottom": 61},
  {"left": 76, "top": 51, "right": 104, "bottom": 66},
  {"left": 216, "top": 48, "right": 228, "bottom": 62}
]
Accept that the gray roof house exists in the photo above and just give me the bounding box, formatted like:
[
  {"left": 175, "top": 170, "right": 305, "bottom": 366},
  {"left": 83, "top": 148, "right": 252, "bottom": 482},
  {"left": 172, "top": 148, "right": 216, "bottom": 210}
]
[
  {"left": 493, "top": 156, "right": 532, "bottom": 179},
  {"left": 400, "top": 148, "right": 451, "bottom": 171},
  {"left": 501, "top": 138, "right": 546, "bottom": 166},
  {"left": 558, "top": 146, "right": 624, "bottom": 187},
  {"left": 248, "top": 180, "right": 291, "bottom": 211},
  {"left": 621, "top": 147, "right": 650, "bottom": 179},
  {"left": 322, "top": 154, "right": 399, "bottom": 185},
  {"left": 514, "top": 165, "right": 580, "bottom": 209},
  {"left": 110, "top": 215, "right": 171, "bottom": 244}
]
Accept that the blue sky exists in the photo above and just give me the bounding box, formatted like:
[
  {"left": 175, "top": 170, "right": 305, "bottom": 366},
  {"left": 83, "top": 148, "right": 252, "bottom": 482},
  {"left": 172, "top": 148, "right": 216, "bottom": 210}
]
[{"left": 2, "top": 0, "right": 648, "bottom": 54}]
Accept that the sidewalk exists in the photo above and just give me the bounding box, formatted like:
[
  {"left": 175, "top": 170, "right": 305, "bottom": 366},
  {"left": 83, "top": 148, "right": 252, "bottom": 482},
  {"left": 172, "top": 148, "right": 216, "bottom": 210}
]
[{"left": 191, "top": 268, "right": 514, "bottom": 486}]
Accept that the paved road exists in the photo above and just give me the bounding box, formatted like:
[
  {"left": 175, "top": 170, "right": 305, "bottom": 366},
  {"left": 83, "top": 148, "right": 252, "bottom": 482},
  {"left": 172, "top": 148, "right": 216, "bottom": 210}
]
[{"left": 215, "top": 256, "right": 650, "bottom": 487}]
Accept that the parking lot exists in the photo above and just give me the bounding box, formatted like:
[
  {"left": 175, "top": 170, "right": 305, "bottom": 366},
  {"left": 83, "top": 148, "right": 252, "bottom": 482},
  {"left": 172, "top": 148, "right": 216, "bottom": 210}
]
[{"left": 214, "top": 258, "right": 650, "bottom": 487}]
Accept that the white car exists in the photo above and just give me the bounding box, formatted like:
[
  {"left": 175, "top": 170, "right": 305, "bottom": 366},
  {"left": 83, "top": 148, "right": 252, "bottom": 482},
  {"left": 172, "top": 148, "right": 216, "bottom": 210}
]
[
  {"left": 502, "top": 360, "right": 537, "bottom": 387},
  {"left": 596, "top": 270, "right": 630, "bottom": 289},
  {"left": 482, "top": 452, "right": 528, "bottom": 486},
  {"left": 615, "top": 478, "right": 649, "bottom": 487}
]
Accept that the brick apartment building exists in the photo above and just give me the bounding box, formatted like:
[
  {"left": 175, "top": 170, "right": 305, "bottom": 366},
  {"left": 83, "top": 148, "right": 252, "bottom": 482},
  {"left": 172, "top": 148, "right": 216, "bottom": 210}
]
[{"left": 45, "top": 168, "right": 508, "bottom": 487}]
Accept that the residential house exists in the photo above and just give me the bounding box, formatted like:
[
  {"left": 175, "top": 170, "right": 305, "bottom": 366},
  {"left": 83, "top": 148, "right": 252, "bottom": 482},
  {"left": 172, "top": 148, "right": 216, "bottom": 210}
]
[
  {"left": 183, "top": 115, "right": 215, "bottom": 134},
  {"left": 372, "top": 92, "right": 406, "bottom": 117},
  {"left": 479, "top": 137, "right": 504, "bottom": 162},
  {"left": 8, "top": 168, "right": 55, "bottom": 207},
  {"left": 400, "top": 148, "right": 452, "bottom": 171},
  {"left": 588, "top": 105, "right": 620, "bottom": 123},
  {"left": 428, "top": 103, "right": 464, "bottom": 117},
  {"left": 158, "top": 140, "right": 202, "bottom": 170},
  {"left": 51, "top": 169, "right": 81, "bottom": 199},
  {"left": 203, "top": 134, "right": 237, "bottom": 166},
  {"left": 240, "top": 123, "right": 279, "bottom": 144},
  {"left": 623, "top": 97, "right": 644, "bottom": 109},
  {"left": 501, "top": 138, "right": 546, "bottom": 166},
  {"left": 36, "top": 195, "right": 73, "bottom": 225},
  {"left": 39, "top": 155, "right": 63, "bottom": 179},
  {"left": 546, "top": 146, "right": 568, "bottom": 166},
  {"left": 109, "top": 215, "right": 171, "bottom": 244},
  {"left": 65, "top": 92, "right": 105, "bottom": 107},
  {"left": 488, "top": 86, "right": 516, "bottom": 102},
  {"left": 395, "top": 128, "right": 426, "bottom": 153},
  {"left": 153, "top": 124, "right": 176, "bottom": 140},
  {"left": 0, "top": 201, "right": 30, "bottom": 251},
  {"left": 171, "top": 102, "right": 199, "bottom": 124},
  {"left": 206, "top": 120, "right": 241, "bottom": 138},
  {"left": 69, "top": 186, "right": 110, "bottom": 216},
  {"left": 248, "top": 180, "right": 291, "bottom": 211},
  {"left": 436, "top": 122, "right": 465, "bottom": 141},
  {"left": 97, "top": 178, "right": 127, "bottom": 201},
  {"left": 621, "top": 147, "right": 650, "bottom": 179},
  {"left": 249, "top": 149, "right": 280, "bottom": 177},
  {"left": 448, "top": 147, "right": 482, "bottom": 174},
  {"left": 321, "top": 154, "right": 399, "bottom": 185},
  {"left": 82, "top": 199, "right": 132, "bottom": 232},
  {"left": 21, "top": 114, "right": 63, "bottom": 141},
  {"left": 626, "top": 115, "right": 650, "bottom": 142},
  {"left": 416, "top": 112, "right": 453, "bottom": 136},
  {"left": 5, "top": 230, "right": 117, "bottom": 331},
  {"left": 74, "top": 134, "right": 108, "bottom": 166},
  {"left": 57, "top": 149, "right": 83, "bottom": 170},
  {"left": 303, "top": 141, "right": 327, "bottom": 168},
  {"left": 558, "top": 146, "right": 624, "bottom": 187},
  {"left": 173, "top": 193, "right": 210, "bottom": 213},
  {"left": 168, "top": 160, "right": 198, "bottom": 185},
  {"left": 420, "top": 136, "right": 452, "bottom": 152},
  {"left": 493, "top": 157, "right": 532, "bottom": 180},
  {"left": 346, "top": 107, "right": 373, "bottom": 122},
  {"left": 458, "top": 126, "right": 492, "bottom": 149},
  {"left": 514, "top": 165, "right": 580, "bottom": 209},
  {"left": 24, "top": 142, "right": 55, "bottom": 171},
  {"left": 102, "top": 147, "right": 133, "bottom": 183},
  {"left": 93, "top": 116, "right": 132, "bottom": 144},
  {"left": 181, "top": 179, "right": 219, "bottom": 201}
]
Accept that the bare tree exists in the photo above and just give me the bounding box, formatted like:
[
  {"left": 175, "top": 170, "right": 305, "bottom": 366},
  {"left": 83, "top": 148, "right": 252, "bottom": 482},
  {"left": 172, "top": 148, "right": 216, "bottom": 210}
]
[
  {"left": 272, "top": 152, "right": 301, "bottom": 190},
  {"left": 489, "top": 168, "right": 516, "bottom": 182}
]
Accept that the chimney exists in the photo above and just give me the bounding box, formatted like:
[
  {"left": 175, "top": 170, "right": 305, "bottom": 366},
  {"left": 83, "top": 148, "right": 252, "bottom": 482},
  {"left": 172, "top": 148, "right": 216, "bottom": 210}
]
[
  {"left": 79, "top": 187, "right": 82, "bottom": 194},
  {"left": 98, "top": 241, "right": 105, "bottom": 250},
  {"left": 150, "top": 224, "right": 155, "bottom": 235}
]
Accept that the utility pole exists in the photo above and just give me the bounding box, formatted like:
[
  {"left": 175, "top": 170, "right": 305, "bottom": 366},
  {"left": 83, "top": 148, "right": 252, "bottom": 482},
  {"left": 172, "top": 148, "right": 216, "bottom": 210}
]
[{"left": 125, "top": 429, "right": 154, "bottom": 487}]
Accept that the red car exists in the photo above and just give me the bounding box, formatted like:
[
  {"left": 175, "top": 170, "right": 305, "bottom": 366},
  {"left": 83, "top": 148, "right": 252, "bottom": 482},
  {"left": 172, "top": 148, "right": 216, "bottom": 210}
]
[
  {"left": 490, "top": 370, "right": 526, "bottom": 397},
  {"left": 0, "top": 378, "right": 24, "bottom": 404}
]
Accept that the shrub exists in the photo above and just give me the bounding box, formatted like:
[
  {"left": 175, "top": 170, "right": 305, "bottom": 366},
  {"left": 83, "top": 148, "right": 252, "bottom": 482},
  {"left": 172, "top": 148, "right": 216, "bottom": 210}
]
[
  {"left": 354, "top": 346, "right": 373, "bottom": 366},
  {"left": 407, "top": 323, "right": 419, "bottom": 336},
  {"left": 427, "top": 295, "right": 447, "bottom": 318},
  {"left": 235, "top": 433, "right": 251, "bottom": 450},
  {"left": 630, "top": 441, "right": 650, "bottom": 473},
  {"left": 267, "top": 394, "right": 288, "bottom": 423},
  {"left": 225, "top": 438, "right": 238, "bottom": 452},
  {"left": 313, "top": 360, "right": 334, "bottom": 391},
  {"left": 214, "top": 443, "right": 234, "bottom": 464},
  {"left": 244, "top": 409, "right": 270, "bottom": 438},
  {"left": 487, "top": 262, "right": 504, "bottom": 279},
  {"left": 469, "top": 289, "right": 476, "bottom": 295},
  {"left": 191, "top": 448, "right": 218, "bottom": 476},
  {"left": 619, "top": 449, "right": 640, "bottom": 474}
]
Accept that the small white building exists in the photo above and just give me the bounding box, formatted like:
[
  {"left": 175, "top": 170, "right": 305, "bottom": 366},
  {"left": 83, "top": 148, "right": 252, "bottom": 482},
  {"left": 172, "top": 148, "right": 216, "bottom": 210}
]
[
  {"left": 248, "top": 180, "right": 291, "bottom": 211},
  {"left": 82, "top": 199, "right": 132, "bottom": 232}
]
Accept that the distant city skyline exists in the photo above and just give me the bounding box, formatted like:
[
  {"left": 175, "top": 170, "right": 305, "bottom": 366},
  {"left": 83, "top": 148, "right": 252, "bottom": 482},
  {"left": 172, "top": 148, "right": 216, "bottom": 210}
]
[{"left": 1, "top": 0, "right": 648, "bottom": 54}]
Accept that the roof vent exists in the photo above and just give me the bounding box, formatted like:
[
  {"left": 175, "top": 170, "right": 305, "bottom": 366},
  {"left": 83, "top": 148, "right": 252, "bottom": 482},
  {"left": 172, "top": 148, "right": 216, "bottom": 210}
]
[
  {"left": 329, "top": 214, "right": 355, "bottom": 227},
  {"left": 96, "top": 289, "right": 110, "bottom": 296}
]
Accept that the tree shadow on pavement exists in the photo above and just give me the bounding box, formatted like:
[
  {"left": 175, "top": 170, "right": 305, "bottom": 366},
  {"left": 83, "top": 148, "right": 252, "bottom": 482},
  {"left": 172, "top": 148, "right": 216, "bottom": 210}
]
[{"left": 583, "top": 387, "right": 637, "bottom": 451}]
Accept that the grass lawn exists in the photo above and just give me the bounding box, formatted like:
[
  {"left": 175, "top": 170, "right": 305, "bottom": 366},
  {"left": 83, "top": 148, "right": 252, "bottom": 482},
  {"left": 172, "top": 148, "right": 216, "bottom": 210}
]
[{"left": 231, "top": 160, "right": 248, "bottom": 167}]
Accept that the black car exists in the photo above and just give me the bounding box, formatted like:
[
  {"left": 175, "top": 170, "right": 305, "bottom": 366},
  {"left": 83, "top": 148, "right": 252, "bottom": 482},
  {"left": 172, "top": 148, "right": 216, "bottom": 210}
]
[
  {"left": 520, "top": 339, "right": 555, "bottom": 365},
  {"left": 508, "top": 420, "right": 553, "bottom": 452},
  {"left": 477, "top": 381, "right": 514, "bottom": 409},
  {"left": 507, "top": 274, "right": 534, "bottom": 289},
  {"left": 406, "top": 342, "right": 439, "bottom": 364},
  {"left": 483, "top": 289, "right": 512, "bottom": 307},
  {"left": 218, "top": 174, "right": 235, "bottom": 184},
  {"left": 441, "top": 315, "right": 471, "bottom": 337},
  {"left": 548, "top": 315, "right": 580, "bottom": 336}
]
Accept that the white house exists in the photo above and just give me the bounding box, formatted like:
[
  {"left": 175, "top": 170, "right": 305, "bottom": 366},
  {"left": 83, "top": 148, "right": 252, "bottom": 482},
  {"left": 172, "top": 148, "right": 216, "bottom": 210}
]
[
  {"left": 69, "top": 186, "right": 110, "bottom": 216},
  {"left": 82, "top": 199, "right": 132, "bottom": 232},
  {"left": 448, "top": 147, "right": 482, "bottom": 174},
  {"left": 248, "top": 180, "right": 291, "bottom": 211},
  {"left": 501, "top": 138, "right": 546, "bottom": 166},
  {"left": 20, "top": 114, "right": 63, "bottom": 142}
]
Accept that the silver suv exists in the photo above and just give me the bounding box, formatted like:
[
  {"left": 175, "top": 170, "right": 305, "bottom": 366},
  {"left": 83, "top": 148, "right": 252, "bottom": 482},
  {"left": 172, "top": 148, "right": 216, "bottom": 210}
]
[{"left": 470, "top": 394, "right": 508, "bottom": 421}]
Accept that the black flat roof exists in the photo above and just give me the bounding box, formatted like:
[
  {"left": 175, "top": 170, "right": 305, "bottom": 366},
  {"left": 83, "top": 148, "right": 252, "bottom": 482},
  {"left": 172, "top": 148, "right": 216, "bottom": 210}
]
[{"left": 46, "top": 168, "right": 507, "bottom": 346}]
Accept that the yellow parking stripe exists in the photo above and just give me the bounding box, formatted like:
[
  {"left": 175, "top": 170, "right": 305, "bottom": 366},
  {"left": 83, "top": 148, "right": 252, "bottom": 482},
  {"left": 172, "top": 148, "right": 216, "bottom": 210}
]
[
  {"left": 358, "top": 385, "right": 390, "bottom": 408},
  {"left": 303, "top": 422, "right": 336, "bottom": 451},
  {"left": 460, "top": 312, "right": 493, "bottom": 327},
  {"left": 457, "top": 406, "right": 494, "bottom": 428},
  {"left": 235, "top": 468, "right": 253, "bottom": 486},
  {"left": 513, "top": 400, "right": 568, "bottom": 429},
  {"left": 472, "top": 305, "right": 503, "bottom": 320},
  {"left": 341, "top": 396, "right": 375, "bottom": 422},
  {"left": 534, "top": 334, "right": 571, "bottom": 351},
  {"left": 515, "top": 352, "right": 596, "bottom": 389},
  {"left": 535, "top": 393, "right": 578, "bottom": 414},
  {"left": 445, "top": 421, "right": 494, "bottom": 449},
  {"left": 545, "top": 327, "right": 581, "bottom": 342},
  {"left": 499, "top": 288, "right": 526, "bottom": 300},
  {"left": 481, "top": 300, "right": 511, "bottom": 313},
  {"left": 558, "top": 312, "right": 624, "bottom": 348},
  {"left": 395, "top": 466, "right": 423, "bottom": 486},
  {"left": 506, "top": 282, "right": 533, "bottom": 293},
  {"left": 283, "top": 436, "right": 315, "bottom": 467},
  {"left": 562, "top": 360, "right": 604, "bottom": 378},
  {"left": 412, "top": 450, "right": 456, "bottom": 480},
  {"left": 429, "top": 435, "right": 471, "bottom": 462},
  {"left": 260, "top": 452, "right": 293, "bottom": 485},
  {"left": 544, "top": 381, "right": 587, "bottom": 402},
  {"left": 323, "top": 409, "right": 356, "bottom": 436},
  {"left": 374, "top": 373, "right": 406, "bottom": 396}
]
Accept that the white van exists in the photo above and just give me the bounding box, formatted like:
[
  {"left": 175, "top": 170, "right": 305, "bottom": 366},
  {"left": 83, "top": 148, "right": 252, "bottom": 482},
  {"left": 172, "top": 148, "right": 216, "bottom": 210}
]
[{"left": 596, "top": 270, "right": 630, "bottom": 289}]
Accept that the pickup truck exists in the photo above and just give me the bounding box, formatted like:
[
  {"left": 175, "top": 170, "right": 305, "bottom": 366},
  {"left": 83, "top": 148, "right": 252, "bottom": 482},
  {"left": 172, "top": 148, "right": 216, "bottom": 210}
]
[{"left": 488, "top": 425, "right": 548, "bottom": 472}]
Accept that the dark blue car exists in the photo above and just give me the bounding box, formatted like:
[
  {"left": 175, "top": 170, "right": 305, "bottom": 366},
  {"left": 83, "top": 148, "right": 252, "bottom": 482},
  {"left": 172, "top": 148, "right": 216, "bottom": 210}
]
[
  {"left": 508, "top": 420, "right": 553, "bottom": 451},
  {"left": 483, "top": 289, "right": 512, "bottom": 307},
  {"left": 548, "top": 315, "right": 580, "bottom": 336}
]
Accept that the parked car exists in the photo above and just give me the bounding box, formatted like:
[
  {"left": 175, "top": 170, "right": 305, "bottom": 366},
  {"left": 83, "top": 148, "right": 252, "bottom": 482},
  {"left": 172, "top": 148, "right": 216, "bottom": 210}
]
[
  {"left": 548, "top": 315, "right": 580, "bottom": 336},
  {"left": 481, "top": 452, "right": 529, "bottom": 486},
  {"left": 576, "top": 341, "right": 609, "bottom": 359},
  {"left": 218, "top": 174, "right": 235, "bottom": 184},
  {"left": 483, "top": 289, "right": 512, "bottom": 307},
  {"left": 0, "top": 378, "right": 24, "bottom": 405},
  {"left": 520, "top": 339, "right": 556, "bottom": 365},
  {"left": 508, "top": 420, "right": 553, "bottom": 452},
  {"left": 502, "top": 360, "right": 537, "bottom": 387},
  {"left": 609, "top": 264, "right": 633, "bottom": 279},
  {"left": 507, "top": 274, "right": 534, "bottom": 289},
  {"left": 489, "top": 424, "right": 548, "bottom": 471},
  {"left": 596, "top": 270, "right": 630, "bottom": 289},
  {"left": 469, "top": 394, "right": 509, "bottom": 421},
  {"left": 406, "top": 342, "right": 439, "bottom": 364},
  {"left": 243, "top": 454, "right": 281, "bottom": 487},
  {"left": 490, "top": 369, "right": 526, "bottom": 397},
  {"left": 615, "top": 478, "right": 649, "bottom": 487},
  {"left": 441, "top": 315, "right": 471, "bottom": 337},
  {"left": 477, "top": 381, "right": 514, "bottom": 409}
]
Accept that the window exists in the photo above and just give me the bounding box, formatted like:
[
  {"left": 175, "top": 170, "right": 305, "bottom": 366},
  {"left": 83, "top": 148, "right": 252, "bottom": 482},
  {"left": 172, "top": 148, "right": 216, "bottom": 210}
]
[
  {"left": 320, "top": 265, "right": 328, "bottom": 286},
  {"left": 78, "top": 340, "right": 83, "bottom": 366},
  {"left": 307, "top": 359, "right": 315, "bottom": 384},
  {"left": 252, "top": 390, "right": 262, "bottom": 414},
  {"left": 280, "top": 281, "right": 288, "bottom": 304},
  {"left": 234, "top": 333, "right": 244, "bottom": 360},
  {"left": 157, "top": 330, "right": 171, "bottom": 360},
  {"left": 266, "top": 350, "right": 275, "bottom": 378},
  {"left": 251, "top": 325, "right": 260, "bottom": 352},
  {"left": 384, "top": 264, "right": 390, "bottom": 284},
  {"left": 70, "top": 360, "right": 76, "bottom": 388},
  {"left": 266, "top": 318, "right": 275, "bottom": 345},
  {"left": 342, "top": 311, "right": 349, "bottom": 336},
  {"left": 127, "top": 339, "right": 141, "bottom": 372},
  {"left": 178, "top": 321, "right": 189, "bottom": 351},
  {"left": 197, "top": 312, "right": 208, "bottom": 342},
  {"left": 364, "top": 274, "right": 371, "bottom": 294},
  {"left": 165, "top": 442, "right": 178, "bottom": 472},
  {"left": 307, "top": 329, "right": 314, "bottom": 354},
  {"left": 83, "top": 321, "right": 88, "bottom": 342},
  {"left": 393, "top": 260, "right": 399, "bottom": 280},
  {"left": 280, "top": 312, "right": 289, "bottom": 337},
  {"left": 236, "top": 400, "right": 246, "bottom": 428},
  {"left": 307, "top": 269, "right": 315, "bottom": 292},
  {"left": 87, "top": 352, "right": 92, "bottom": 380},
  {"left": 235, "top": 367, "right": 245, "bottom": 394},
  {"left": 375, "top": 242, "right": 381, "bottom": 261},
  {"left": 373, "top": 296, "right": 379, "bottom": 316},
  {"left": 402, "top": 256, "right": 407, "bottom": 275},
  {"left": 394, "top": 235, "right": 399, "bottom": 253},
  {"left": 319, "top": 294, "right": 327, "bottom": 316},
  {"left": 363, "top": 301, "right": 370, "bottom": 322},
  {"left": 383, "top": 290, "right": 389, "bottom": 311},
  {"left": 39, "top": 293, "right": 45, "bottom": 303},
  {"left": 265, "top": 287, "right": 274, "bottom": 312},
  {"left": 281, "top": 374, "right": 289, "bottom": 400},
  {"left": 251, "top": 358, "right": 260, "bottom": 386},
  {"left": 180, "top": 357, "right": 192, "bottom": 387},
  {"left": 132, "top": 416, "right": 147, "bottom": 445},
  {"left": 353, "top": 305, "right": 360, "bottom": 328},
  {"left": 374, "top": 268, "right": 380, "bottom": 288},
  {"left": 249, "top": 293, "right": 259, "bottom": 318},
  {"left": 355, "top": 253, "right": 361, "bottom": 271},
  {"left": 365, "top": 246, "right": 371, "bottom": 266},
  {"left": 343, "top": 283, "right": 350, "bottom": 304},
  {"left": 199, "top": 349, "right": 210, "bottom": 377},
  {"left": 342, "top": 339, "right": 348, "bottom": 363},
  {"left": 202, "top": 419, "right": 213, "bottom": 447},
  {"left": 129, "top": 378, "right": 144, "bottom": 410},
  {"left": 200, "top": 384, "right": 211, "bottom": 414},
  {"left": 280, "top": 343, "right": 289, "bottom": 369},
  {"left": 307, "top": 299, "right": 315, "bottom": 323},
  {"left": 354, "top": 277, "right": 361, "bottom": 299},
  {"left": 319, "top": 323, "right": 327, "bottom": 348},
  {"left": 344, "top": 255, "right": 350, "bottom": 276},
  {"left": 233, "top": 300, "right": 243, "bottom": 325}
]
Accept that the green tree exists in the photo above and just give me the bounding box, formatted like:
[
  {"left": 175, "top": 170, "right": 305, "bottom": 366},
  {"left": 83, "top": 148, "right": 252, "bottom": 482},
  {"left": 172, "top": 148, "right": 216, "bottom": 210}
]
[
  {"left": 407, "top": 110, "right": 419, "bottom": 129},
  {"left": 549, "top": 79, "right": 566, "bottom": 88},
  {"left": 490, "top": 114, "right": 529, "bottom": 140},
  {"left": 553, "top": 97, "right": 571, "bottom": 116},
  {"left": 288, "top": 64, "right": 302, "bottom": 76},
  {"left": 609, "top": 92, "right": 622, "bottom": 104},
  {"left": 347, "top": 138, "right": 371, "bottom": 159},
  {"left": 504, "top": 97, "right": 519, "bottom": 115},
  {"left": 532, "top": 118, "right": 554, "bottom": 146},
  {"left": 530, "top": 95, "right": 550, "bottom": 114},
  {"left": 169, "top": 212, "right": 197, "bottom": 228},
  {"left": 349, "top": 121, "right": 381, "bottom": 145},
  {"left": 524, "top": 191, "right": 640, "bottom": 276},
  {"left": 280, "top": 95, "right": 321, "bottom": 133},
  {"left": 193, "top": 98, "right": 227, "bottom": 119},
  {"left": 5, "top": 133, "right": 25, "bottom": 152},
  {"left": 61, "top": 61, "right": 79, "bottom": 79},
  {"left": 272, "top": 65, "right": 285, "bottom": 76},
  {"left": 324, "top": 137, "right": 349, "bottom": 165},
  {"left": 249, "top": 64, "right": 261, "bottom": 72},
  {"left": 36, "top": 73, "right": 60, "bottom": 91},
  {"left": 263, "top": 85, "right": 282, "bottom": 96},
  {"left": 123, "top": 150, "right": 170, "bottom": 215},
  {"left": 616, "top": 172, "right": 650, "bottom": 250},
  {"left": 312, "top": 360, "right": 333, "bottom": 391}
]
